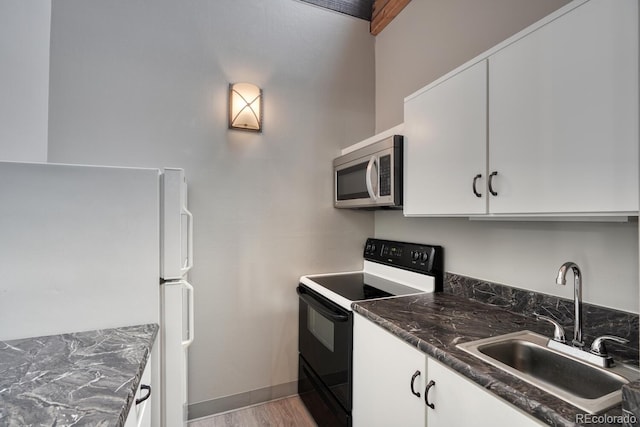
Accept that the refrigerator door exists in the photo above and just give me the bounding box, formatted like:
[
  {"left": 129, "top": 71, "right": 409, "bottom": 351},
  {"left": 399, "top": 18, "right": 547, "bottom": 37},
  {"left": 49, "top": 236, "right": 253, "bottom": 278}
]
[
  {"left": 160, "top": 168, "right": 193, "bottom": 280},
  {"left": 0, "top": 161, "right": 161, "bottom": 340},
  {"left": 161, "top": 280, "right": 194, "bottom": 427}
]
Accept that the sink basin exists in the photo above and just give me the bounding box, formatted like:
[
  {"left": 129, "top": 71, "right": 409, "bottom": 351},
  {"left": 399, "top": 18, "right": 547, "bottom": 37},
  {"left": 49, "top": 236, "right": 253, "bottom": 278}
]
[{"left": 457, "top": 330, "right": 640, "bottom": 414}]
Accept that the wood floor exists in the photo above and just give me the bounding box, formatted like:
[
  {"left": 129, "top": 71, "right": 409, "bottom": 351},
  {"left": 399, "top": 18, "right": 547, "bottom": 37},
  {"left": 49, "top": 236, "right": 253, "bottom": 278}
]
[{"left": 188, "top": 396, "right": 317, "bottom": 427}]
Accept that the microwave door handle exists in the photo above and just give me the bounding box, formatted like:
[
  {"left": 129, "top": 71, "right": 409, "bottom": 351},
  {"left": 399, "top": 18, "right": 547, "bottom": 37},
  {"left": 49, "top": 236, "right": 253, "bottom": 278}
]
[{"left": 365, "top": 156, "right": 379, "bottom": 200}]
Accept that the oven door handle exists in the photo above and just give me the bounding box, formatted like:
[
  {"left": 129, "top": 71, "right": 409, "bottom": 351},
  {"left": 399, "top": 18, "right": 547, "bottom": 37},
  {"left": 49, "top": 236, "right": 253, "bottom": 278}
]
[{"left": 297, "top": 287, "right": 350, "bottom": 322}]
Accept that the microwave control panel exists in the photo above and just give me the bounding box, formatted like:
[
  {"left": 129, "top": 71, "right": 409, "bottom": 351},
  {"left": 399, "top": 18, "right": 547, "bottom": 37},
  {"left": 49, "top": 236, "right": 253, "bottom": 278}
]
[{"left": 379, "top": 155, "right": 391, "bottom": 197}]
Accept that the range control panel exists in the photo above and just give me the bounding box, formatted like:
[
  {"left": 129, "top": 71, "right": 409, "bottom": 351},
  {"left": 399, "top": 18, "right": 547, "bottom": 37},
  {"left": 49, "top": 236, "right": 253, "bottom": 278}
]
[{"left": 363, "top": 238, "right": 443, "bottom": 281}]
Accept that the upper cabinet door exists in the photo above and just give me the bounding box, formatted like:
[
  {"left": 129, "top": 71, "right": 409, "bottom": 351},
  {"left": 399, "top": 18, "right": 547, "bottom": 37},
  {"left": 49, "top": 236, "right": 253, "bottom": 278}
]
[
  {"left": 488, "top": 0, "right": 639, "bottom": 215},
  {"left": 404, "top": 60, "right": 488, "bottom": 216}
]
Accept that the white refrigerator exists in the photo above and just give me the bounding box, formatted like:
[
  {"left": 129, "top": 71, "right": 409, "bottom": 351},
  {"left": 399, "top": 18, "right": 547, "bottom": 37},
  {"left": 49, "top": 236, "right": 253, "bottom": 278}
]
[
  {"left": 0, "top": 161, "right": 194, "bottom": 427},
  {"left": 160, "top": 168, "right": 194, "bottom": 427}
]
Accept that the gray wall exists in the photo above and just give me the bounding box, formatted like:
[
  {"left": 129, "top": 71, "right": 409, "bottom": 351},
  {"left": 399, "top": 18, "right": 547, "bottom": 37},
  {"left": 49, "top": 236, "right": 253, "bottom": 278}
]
[
  {"left": 374, "top": 0, "right": 639, "bottom": 313},
  {"left": 48, "top": 0, "right": 375, "bottom": 411},
  {"left": 0, "top": 0, "right": 50, "bottom": 162},
  {"left": 375, "top": 0, "right": 572, "bottom": 132}
]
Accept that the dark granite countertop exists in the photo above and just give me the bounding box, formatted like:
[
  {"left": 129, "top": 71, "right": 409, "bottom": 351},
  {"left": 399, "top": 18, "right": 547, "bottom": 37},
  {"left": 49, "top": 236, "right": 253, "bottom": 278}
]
[
  {"left": 0, "top": 323, "right": 158, "bottom": 427},
  {"left": 353, "top": 290, "right": 638, "bottom": 427}
]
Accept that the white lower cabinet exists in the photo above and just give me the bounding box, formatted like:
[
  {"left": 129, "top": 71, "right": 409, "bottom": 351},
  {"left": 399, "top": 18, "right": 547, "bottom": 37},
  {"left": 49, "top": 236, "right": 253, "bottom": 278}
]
[
  {"left": 353, "top": 313, "right": 427, "bottom": 426},
  {"left": 353, "top": 314, "right": 542, "bottom": 427},
  {"left": 426, "top": 357, "right": 540, "bottom": 427},
  {"left": 124, "top": 360, "right": 153, "bottom": 427}
]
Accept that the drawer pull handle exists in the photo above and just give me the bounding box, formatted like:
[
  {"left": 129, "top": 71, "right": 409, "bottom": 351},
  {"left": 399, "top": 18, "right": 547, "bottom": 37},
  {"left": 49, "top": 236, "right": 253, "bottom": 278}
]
[
  {"left": 410, "top": 370, "right": 421, "bottom": 398},
  {"left": 425, "top": 380, "right": 435, "bottom": 409},
  {"left": 136, "top": 384, "right": 151, "bottom": 405},
  {"left": 472, "top": 174, "right": 482, "bottom": 198}
]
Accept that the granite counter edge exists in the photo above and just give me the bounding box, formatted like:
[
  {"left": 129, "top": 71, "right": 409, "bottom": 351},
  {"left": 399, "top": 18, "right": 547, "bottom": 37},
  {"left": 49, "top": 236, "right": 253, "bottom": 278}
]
[{"left": 116, "top": 323, "right": 159, "bottom": 427}]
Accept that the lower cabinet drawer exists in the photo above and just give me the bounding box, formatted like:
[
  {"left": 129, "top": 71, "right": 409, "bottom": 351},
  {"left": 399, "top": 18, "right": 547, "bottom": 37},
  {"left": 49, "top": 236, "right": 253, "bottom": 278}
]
[{"left": 124, "top": 361, "right": 152, "bottom": 427}]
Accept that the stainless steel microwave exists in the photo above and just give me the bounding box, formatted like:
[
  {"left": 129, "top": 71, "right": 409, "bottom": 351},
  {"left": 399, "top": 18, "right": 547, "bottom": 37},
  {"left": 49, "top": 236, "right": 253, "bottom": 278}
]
[{"left": 333, "top": 135, "right": 403, "bottom": 209}]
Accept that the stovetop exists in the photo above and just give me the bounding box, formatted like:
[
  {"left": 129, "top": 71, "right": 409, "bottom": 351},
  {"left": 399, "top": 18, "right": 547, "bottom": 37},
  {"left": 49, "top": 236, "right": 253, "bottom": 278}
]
[
  {"left": 308, "top": 272, "right": 425, "bottom": 301},
  {"left": 299, "top": 238, "right": 443, "bottom": 311}
]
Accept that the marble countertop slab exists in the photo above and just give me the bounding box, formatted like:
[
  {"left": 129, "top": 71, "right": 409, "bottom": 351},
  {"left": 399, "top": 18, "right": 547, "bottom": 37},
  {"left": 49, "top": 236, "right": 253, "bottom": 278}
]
[
  {"left": 621, "top": 380, "right": 640, "bottom": 426},
  {"left": 353, "top": 293, "right": 637, "bottom": 427},
  {"left": 0, "top": 323, "right": 158, "bottom": 427}
]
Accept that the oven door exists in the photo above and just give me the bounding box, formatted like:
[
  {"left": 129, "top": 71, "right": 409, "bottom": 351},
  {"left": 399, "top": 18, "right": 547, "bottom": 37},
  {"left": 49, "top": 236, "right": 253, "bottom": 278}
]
[{"left": 297, "top": 284, "right": 352, "bottom": 412}]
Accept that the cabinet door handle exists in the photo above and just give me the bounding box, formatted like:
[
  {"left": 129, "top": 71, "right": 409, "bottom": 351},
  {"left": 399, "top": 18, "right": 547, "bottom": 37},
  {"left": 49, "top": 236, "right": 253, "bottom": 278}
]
[
  {"left": 424, "top": 380, "right": 435, "bottom": 409},
  {"left": 136, "top": 384, "right": 151, "bottom": 405},
  {"left": 488, "top": 171, "right": 498, "bottom": 196},
  {"left": 472, "top": 174, "right": 482, "bottom": 198},
  {"left": 410, "top": 370, "right": 421, "bottom": 398}
]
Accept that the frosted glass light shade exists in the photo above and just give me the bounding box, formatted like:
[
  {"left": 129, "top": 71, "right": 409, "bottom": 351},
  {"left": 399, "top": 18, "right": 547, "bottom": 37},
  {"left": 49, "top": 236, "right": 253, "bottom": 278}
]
[{"left": 228, "top": 82, "right": 262, "bottom": 132}]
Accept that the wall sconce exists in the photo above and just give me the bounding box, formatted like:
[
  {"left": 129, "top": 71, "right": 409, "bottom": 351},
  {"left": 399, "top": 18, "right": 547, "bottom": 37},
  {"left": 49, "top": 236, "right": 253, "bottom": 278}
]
[{"left": 228, "top": 82, "right": 263, "bottom": 132}]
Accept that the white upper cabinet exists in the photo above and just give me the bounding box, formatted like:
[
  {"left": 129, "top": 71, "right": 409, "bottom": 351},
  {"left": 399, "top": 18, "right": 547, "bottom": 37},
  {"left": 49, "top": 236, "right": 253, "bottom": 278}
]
[
  {"left": 488, "top": 0, "right": 638, "bottom": 215},
  {"left": 404, "top": 60, "right": 488, "bottom": 216},
  {"left": 403, "top": 0, "right": 639, "bottom": 217}
]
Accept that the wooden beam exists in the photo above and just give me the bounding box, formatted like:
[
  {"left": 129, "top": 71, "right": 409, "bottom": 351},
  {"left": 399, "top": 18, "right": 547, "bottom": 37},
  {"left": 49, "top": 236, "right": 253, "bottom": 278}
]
[
  {"left": 370, "top": 0, "right": 411, "bottom": 35},
  {"left": 372, "top": 0, "right": 391, "bottom": 19}
]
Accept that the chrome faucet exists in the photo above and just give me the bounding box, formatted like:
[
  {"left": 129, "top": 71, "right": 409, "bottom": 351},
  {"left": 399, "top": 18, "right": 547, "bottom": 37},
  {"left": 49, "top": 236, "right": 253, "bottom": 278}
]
[
  {"left": 556, "top": 262, "right": 584, "bottom": 348},
  {"left": 534, "top": 262, "right": 630, "bottom": 368}
]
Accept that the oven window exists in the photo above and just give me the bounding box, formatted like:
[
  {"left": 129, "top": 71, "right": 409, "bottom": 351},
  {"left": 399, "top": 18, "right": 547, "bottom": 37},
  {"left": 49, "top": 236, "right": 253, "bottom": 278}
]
[
  {"left": 307, "top": 305, "right": 334, "bottom": 352},
  {"left": 336, "top": 163, "right": 370, "bottom": 200}
]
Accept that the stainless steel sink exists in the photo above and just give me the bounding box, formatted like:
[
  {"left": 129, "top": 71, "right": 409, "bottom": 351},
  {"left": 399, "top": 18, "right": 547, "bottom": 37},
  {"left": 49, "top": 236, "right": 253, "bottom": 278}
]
[{"left": 457, "top": 330, "right": 640, "bottom": 414}]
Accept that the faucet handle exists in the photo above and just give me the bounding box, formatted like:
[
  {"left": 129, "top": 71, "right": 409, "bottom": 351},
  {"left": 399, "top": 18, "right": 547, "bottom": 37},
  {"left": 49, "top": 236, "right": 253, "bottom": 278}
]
[
  {"left": 534, "top": 314, "right": 566, "bottom": 343},
  {"left": 589, "top": 335, "right": 629, "bottom": 357}
]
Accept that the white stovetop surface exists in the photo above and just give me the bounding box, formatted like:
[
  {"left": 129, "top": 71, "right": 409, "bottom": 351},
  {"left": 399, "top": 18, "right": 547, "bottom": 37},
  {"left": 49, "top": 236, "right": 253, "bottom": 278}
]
[{"left": 299, "top": 261, "right": 436, "bottom": 311}]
